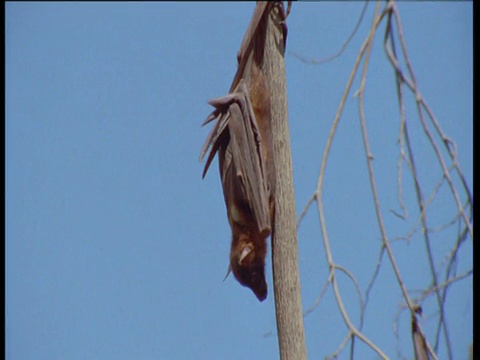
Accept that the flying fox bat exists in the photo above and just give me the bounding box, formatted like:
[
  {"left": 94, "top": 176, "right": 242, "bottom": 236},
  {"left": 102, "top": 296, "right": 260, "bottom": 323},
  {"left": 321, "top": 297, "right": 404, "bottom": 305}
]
[{"left": 200, "top": 2, "right": 289, "bottom": 301}]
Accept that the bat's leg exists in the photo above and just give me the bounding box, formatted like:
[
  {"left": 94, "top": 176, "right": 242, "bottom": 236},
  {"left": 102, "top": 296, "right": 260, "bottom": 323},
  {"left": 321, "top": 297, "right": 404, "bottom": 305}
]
[{"left": 236, "top": 1, "right": 270, "bottom": 66}]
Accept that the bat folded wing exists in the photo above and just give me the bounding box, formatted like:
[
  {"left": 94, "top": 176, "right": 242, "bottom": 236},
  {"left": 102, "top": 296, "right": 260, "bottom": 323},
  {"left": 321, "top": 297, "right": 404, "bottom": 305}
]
[{"left": 200, "top": 81, "right": 271, "bottom": 238}]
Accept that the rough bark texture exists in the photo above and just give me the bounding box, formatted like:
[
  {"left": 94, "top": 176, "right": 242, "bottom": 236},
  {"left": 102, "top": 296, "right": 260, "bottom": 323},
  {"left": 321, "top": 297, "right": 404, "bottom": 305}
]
[{"left": 263, "top": 4, "right": 307, "bottom": 360}]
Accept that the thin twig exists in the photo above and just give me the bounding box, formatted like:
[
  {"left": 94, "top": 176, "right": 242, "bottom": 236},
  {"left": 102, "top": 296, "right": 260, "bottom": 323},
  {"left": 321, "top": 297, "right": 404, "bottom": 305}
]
[
  {"left": 409, "top": 270, "right": 473, "bottom": 304},
  {"left": 297, "top": 193, "right": 316, "bottom": 229},
  {"left": 294, "top": 1, "right": 472, "bottom": 359},
  {"left": 290, "top": 1, "right": 369, "bottom": 65},
  {"left": 314, "top": 2, "right": 390, "bottom": 358},
  {"left": 359, "top": 0, "right": 415, "bottom": 313},
  {"left": 303, "top": 273, "right": 332, "bottom": 317}
]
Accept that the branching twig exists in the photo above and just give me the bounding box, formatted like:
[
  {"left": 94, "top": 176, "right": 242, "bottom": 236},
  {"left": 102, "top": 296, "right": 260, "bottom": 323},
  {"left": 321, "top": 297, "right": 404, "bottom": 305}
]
[
  {"left": 313, "top": 2, "right": 390, "bottom": 358},
  {"left": 290, "top": 1, "right": 369, "bottom": 65},
  {"left": 408, "top": 270, "right": 473, "bottom": 305},
  {"left": 293, "top": 1, "right": 472, "bottom": 359}
]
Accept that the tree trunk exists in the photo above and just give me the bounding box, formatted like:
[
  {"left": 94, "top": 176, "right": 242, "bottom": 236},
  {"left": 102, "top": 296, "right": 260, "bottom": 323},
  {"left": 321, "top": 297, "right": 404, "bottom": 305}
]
[{"left": 263, "top": 4, "right": 307, "bottom": 360}]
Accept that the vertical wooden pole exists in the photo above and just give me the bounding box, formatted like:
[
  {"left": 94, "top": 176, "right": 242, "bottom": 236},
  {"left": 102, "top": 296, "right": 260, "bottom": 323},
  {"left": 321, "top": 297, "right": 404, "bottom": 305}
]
[{"left": 262, "top": 3, "right": 307, "bottom": 359}]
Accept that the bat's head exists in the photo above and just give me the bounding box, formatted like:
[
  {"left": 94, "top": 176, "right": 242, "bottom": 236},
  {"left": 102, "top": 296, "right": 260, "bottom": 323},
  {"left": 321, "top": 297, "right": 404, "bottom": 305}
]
[{"left": 229, "top": 234, "right": 268, "bottom": 301}]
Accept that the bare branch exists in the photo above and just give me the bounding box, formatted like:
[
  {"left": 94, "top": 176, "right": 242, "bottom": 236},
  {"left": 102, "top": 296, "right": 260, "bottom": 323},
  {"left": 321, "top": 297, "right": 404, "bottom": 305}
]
[
  {"left": 264, "top": 3, "right": 307, "bottom": 359},
  {"left": 292, "top": 1, "right": 472, "bottom": 358},
  {"left": 290, "top": 1, "right": 369, "bottom": 65}
]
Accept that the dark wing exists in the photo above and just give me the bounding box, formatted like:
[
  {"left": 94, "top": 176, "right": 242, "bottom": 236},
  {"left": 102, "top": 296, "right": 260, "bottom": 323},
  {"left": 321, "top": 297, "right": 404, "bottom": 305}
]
[{"left": 200, "top": 81, "right": 271, "bottom": 237}]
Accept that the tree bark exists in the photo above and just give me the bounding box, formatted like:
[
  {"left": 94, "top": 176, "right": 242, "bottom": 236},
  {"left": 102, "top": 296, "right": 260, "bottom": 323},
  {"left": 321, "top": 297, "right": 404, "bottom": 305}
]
[{"left": 263, "top": 4, "right": 307, "bottom": 360}]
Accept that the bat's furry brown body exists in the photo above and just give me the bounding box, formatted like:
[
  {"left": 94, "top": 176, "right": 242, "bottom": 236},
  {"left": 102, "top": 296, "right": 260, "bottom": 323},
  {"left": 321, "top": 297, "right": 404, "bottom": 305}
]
[{"left": 200, "top": 2, "right": 287, "bottom": 301}]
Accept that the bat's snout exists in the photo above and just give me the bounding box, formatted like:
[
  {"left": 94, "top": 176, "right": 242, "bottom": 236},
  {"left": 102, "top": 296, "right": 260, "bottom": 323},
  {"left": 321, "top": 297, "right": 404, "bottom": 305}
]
[{"left": 253, "top": 282, "right": 267, "bottom": 302}]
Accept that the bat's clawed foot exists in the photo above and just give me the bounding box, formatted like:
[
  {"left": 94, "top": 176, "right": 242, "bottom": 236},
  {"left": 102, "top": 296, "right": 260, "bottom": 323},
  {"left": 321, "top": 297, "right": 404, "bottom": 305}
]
[{"left": 271, "top": 1, "right": 289, "bottom": 24}]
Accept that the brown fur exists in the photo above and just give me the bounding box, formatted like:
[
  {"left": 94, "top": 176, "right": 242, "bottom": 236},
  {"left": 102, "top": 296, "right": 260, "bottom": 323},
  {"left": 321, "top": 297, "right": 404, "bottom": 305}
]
[{"left": 200, "top": 2, "right": 287, "bottom": 301}]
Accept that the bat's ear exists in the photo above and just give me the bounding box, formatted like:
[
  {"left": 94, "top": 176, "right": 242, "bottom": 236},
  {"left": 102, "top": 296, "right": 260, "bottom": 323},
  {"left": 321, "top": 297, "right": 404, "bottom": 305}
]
[
  {"left": 239, "top": 245, "right": 252, "bottom": 264},
  {"left": 223, "top": 264, "right": 232, "bottom": 281}
]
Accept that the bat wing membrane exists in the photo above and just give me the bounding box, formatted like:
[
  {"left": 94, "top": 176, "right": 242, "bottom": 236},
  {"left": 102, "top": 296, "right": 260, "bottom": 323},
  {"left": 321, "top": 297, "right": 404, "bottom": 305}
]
[{"left": 200, "top": 81, "right": 271, "bottom": 236}]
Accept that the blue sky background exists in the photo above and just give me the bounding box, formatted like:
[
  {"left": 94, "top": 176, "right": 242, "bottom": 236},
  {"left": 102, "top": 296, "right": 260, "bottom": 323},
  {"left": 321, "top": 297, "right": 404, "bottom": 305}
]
[{"left": 6, "top": 2, "right": 472, "bottom": 360}]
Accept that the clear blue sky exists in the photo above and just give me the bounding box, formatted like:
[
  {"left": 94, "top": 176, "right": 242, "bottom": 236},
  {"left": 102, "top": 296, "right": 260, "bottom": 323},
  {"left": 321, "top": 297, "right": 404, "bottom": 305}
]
[{"left": 6, "top": 2, "right": 472, "bottom": 359}]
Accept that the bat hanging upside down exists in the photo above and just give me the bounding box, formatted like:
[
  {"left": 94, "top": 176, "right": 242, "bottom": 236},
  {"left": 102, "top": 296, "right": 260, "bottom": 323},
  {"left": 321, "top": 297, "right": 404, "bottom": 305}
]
[{"left": 200, "top": 2, "right": 288, "bottom": 301}]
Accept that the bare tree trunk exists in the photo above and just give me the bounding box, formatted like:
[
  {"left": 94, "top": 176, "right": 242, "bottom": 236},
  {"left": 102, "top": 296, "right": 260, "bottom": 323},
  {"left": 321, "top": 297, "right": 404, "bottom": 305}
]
[{"left": 263, "top": 4, "right": 307, "bottom": 360}]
